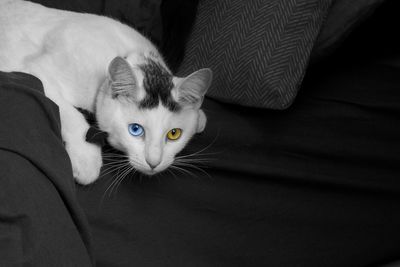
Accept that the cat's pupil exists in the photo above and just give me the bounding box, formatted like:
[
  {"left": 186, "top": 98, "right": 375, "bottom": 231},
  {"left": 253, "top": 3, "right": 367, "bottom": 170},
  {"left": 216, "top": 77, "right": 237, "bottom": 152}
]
[
  {"left": 171, "top": 129, "right": 176, "bottom": 135},
  {"left": 128, "top": 123, "right": 144, "bottom": 137}
]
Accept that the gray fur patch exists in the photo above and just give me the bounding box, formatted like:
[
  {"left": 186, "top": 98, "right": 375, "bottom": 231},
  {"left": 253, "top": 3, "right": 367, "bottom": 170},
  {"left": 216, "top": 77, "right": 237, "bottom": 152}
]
[{"left": 139, "top": 58, "right": 180, "bottom": 112}]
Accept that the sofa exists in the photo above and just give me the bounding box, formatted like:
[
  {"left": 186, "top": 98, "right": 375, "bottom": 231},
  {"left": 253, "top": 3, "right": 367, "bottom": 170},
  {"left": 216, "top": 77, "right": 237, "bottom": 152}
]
[{"left": 1, "top": 0, "right": 399, "bottom": 266}]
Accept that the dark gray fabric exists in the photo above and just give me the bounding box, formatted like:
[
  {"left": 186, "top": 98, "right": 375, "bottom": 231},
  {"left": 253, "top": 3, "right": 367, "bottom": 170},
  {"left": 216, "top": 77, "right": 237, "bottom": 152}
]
[
  {"left": 178, "top": 0, "right": 333, "bottom": 109},
  {"left": 78, "top": 59, "right": 400, "bottom": 266},
  {"left": 312, "top": 0, "right": 386, "bottom": 61},
  {"left": 102, "top": 0, "right": 163, "bottom": 44},
  {"left": 30, "top": 0, "right": 163, "bottom": 44},
  {"left": 0, "top": 72, "right": 94, "bottom": 266}
]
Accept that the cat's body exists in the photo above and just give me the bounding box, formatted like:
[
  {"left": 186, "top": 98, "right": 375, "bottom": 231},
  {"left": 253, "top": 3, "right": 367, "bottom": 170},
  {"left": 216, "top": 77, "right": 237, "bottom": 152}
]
[
  {"left": 0, "top": 0, "right": 155, "bottom": 111},
  {"left": 0, "top": 0, "right": 212, "bottom": 184}
]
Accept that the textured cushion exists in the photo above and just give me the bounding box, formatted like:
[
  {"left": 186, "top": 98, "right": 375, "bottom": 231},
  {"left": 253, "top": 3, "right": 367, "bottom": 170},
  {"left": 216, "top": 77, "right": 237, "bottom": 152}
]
[{"left": 178, "top": 0, "right": 333, "bottom": 109}]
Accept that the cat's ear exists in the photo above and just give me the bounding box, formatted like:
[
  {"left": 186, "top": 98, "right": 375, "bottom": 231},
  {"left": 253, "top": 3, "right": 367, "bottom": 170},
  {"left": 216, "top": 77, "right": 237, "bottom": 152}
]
[
  {"left": 108, "top": 56, "right": 138, "bottom": 99},
  {"left": 197, "top": 109, "right": 207, "bottom": 133},
  {"left": 173, "top": 68, "right": 212, "bottom": 108}
]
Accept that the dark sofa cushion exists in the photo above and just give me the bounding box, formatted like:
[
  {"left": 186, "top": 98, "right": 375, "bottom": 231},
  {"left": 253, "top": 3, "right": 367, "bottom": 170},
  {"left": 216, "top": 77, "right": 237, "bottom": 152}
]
[
  {"left": 312, "top": 0, "right": 386, "bottom": 61},
  {"left": 177, "top": 0, "right": 333, "bottom": 109},
  {"left": 320, "top": 0, "right": 400, "bottom": 66}
]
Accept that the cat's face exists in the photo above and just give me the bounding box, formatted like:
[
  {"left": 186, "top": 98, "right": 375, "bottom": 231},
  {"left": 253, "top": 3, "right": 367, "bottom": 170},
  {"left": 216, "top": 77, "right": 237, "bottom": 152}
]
[{"left": 96, "top": 55, "right": 211, "bottom": 175}]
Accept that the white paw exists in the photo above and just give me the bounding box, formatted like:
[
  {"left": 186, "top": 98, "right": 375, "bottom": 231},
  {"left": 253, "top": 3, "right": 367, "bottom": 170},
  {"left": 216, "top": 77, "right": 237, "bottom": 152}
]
[{"left": 66, "top": 141, "right": 102, "bottom": 185}]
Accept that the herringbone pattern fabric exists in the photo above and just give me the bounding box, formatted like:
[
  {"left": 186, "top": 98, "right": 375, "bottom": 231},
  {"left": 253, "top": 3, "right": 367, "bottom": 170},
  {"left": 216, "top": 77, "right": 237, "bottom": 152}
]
[{"left": 178, "top": 0, "right": 333, "bottom": 109}]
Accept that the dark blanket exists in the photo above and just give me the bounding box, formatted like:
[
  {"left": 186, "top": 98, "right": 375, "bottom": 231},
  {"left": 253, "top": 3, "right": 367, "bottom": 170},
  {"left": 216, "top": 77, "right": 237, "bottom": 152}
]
[
  {"left": 0, "top": 72, "right": 94, "bottom": 266},
  {"left": 77, "top": 58, "right": 400, "bottom": 266},
  {"left": 1, "top": 62, "right": 400, "bottom": 267},
  {"left": 1, "top": 64, "right": 400, "bottom": 266}
]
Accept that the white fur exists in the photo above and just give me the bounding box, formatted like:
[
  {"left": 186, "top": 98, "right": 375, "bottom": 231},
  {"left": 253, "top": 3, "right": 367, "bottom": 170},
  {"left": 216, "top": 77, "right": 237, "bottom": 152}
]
[
  {"left": 96, "top": 90, "right": 200, "bottom": 175},
  {"left": 0, "top": 0, "right": 212, "bottom": 184}
]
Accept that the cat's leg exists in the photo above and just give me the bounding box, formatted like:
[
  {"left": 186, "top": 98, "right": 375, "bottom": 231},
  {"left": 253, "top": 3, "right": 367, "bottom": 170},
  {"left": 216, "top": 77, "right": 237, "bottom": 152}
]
[
  {"left": 22, "top": 60, "right": 102, "bottom": 184},
  {"left": 57, "top": 101, "right": 103, "bottom": 184},
  {"left": 44, "top": 85, "right": 102, "bottom": 184}
]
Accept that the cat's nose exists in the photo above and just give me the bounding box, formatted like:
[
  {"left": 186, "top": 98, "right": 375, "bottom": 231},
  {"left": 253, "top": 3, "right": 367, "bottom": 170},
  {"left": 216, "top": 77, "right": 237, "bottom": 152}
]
[
  {"left": 146, "top": 158, "right": 161, "bottom": 170},
  {"left": 145, "top": 142, "right": 162, "bottom": 170}
]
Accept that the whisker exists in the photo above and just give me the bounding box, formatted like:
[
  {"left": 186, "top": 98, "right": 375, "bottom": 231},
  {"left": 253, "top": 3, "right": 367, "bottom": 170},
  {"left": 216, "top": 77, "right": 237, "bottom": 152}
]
[
  {"left": 101, "top": 159, "right": 129, "bottom": 169},
  {"left": 166, "top": 168, "right": 179, "bottom": 181},
  {"left": 175, "top": 151, "right": 220, "bottom": 160},
  {"left": 101, "top": 160, "right": 128, "bottom": 167},
  {"left": 100, "top": 162, "right": 130, "bottom": 178},
  {"left": 102, "top": 152, "right": 128, "bottom": 156},
  {"left": 173, "top": 161, "right": 211, "bottom": 179},
  {"left": 101, "top": 166, "right": 127, "bottom": 201},
  {"left": 169, "top": 165, "right": 197, "bottom": 179},
  {"left": 174, "top": 158, "right": 213, "bottom": 164},
  {"left": 177, "top": 131, "right": 220, "bottom": 159},
  {"left": 110, "top": 165, "right": 134, "bottom": 195},
  {"left": 129, "top": 158, "right": 148, "bottom": 170},
  {"left": 107, "top": 164, "right": 131, "bottom": 196},
  {"left": 102, "top": 154, "right": 130, "bottom": 159}
]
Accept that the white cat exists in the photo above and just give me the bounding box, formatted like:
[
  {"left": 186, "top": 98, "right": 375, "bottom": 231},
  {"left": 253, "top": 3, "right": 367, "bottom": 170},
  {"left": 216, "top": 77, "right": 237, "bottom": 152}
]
[{"left": 0, "top": 0, "right": 212, "bottom": 184}]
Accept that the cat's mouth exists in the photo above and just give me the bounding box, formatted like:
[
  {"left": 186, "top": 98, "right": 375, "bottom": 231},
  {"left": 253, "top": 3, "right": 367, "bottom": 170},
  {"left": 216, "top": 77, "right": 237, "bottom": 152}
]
[
  {"left": 132, "top": 162, "right": 169, "bottom": 176},
  {"left": 140, "top": 169, "right": 158, "bottom": 176}
]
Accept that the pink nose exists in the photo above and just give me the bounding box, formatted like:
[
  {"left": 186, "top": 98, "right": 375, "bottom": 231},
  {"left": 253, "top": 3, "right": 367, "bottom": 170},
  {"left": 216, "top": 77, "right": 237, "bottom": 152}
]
[
  {"left": 145, "top": 158, "right": 161, "bottom": 169},
  {"left": 145, "top": 140, "right": 162, "bottom": 170}
]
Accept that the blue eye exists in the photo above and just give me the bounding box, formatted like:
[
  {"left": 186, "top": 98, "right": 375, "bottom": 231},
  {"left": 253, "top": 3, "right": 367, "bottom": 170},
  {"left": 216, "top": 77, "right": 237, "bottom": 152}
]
[{"left": 128, "top": 123, "right": 144, "bottom": 137}]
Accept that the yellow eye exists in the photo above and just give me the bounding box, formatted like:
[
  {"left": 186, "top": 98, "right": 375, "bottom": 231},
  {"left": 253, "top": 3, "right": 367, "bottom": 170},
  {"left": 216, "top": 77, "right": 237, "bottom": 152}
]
[{"left": 167, "top": 128, "right": 182, "bottom": 141}]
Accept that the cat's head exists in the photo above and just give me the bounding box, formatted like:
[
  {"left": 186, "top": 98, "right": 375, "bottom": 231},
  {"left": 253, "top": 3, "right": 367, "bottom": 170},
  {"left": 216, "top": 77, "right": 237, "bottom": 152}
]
[{"left": 96, "top": 55, "right": 212, "bottom": 175}]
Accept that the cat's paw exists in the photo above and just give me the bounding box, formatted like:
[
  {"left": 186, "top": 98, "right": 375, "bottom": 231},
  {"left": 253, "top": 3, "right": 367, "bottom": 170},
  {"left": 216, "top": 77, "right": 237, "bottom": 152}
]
[{"left": 66, "top": 141, "right": 102, "bottom": 185}]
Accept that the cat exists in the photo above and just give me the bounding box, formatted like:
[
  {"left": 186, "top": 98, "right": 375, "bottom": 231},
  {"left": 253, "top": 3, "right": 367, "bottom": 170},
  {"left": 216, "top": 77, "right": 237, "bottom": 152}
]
[{"left": 0, "top": 0, "right": 212, "bottom": 185}]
